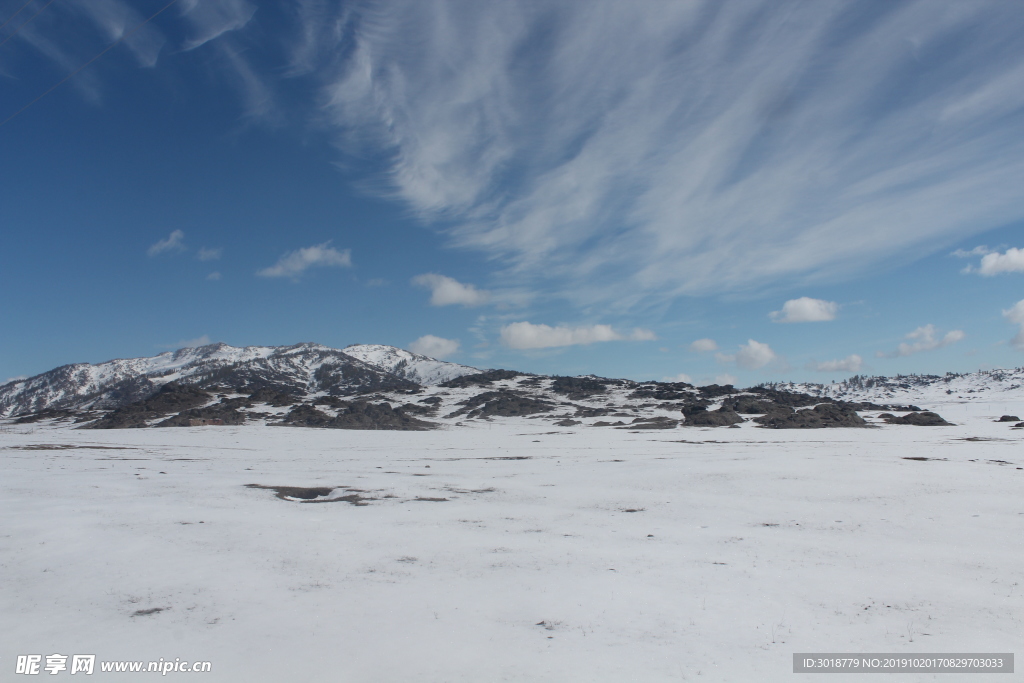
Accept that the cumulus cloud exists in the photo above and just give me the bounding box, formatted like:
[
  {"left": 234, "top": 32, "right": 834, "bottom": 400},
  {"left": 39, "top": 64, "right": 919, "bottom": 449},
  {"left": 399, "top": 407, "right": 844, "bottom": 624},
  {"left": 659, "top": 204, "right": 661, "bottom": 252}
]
[
  {"left": 257, "top": 242, "right": 351, "bottom": 279},
  {"left": 1003, "top": 299, "right": 1024, "bottom": 350},
  {"left": 735, "top": 340, "right": 778, "bottom": 370},
  {"left": 147, "top": 230, "right": 186, "bottom": 256},
  {"left": 711, "top": 374, "right": 738, "bottom": 387},
  {"left": 877, "top": 324, "right": 965, "bottom": 358},
  {"left": 770, "top": 297, "right": 838, "bottom": 323},
  {"left": 974, "top": 248, "right": 1024, "bottom": 275},
  {"left": 662, "top": 372, "right": 692, "bottom": 383},
  {"left": 689, "top": 338, "right": 718, "bottom": 352},
  {"left": 207, "top": 271, "right": 222, "bottom": 280},
  {"left": 198, "top": 247, "right": 222, "bottom": 261},
  {"left": 499, "top": 322, "right": 655, "bottom": 350},
  {"left": 715, "top": 340, "right": 778, "bottom": 370},
  {"left": 408, "top": 334, "right": 460, "bottom": 359},
  {"left": 812, "top": 354, "right": 863, "bottom": 373},
  {"left": 412, "top": 273, "right": 490, "bottom": 306},
  {"left": 295, "top": 0, "right": 1024, "bottom": 305}
]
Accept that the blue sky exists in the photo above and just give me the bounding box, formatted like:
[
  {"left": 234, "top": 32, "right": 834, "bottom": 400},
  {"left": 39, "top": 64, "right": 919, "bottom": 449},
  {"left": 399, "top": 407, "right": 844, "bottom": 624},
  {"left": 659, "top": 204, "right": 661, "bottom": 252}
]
[{"left": 2, "top": 0, "right": 1024, "bottom": 386}]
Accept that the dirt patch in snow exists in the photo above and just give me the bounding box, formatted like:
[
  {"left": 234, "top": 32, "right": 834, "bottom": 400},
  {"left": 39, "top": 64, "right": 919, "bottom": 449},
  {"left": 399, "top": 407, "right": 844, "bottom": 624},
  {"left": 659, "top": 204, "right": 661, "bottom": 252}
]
[{"left": 245, "top": 484, "right": 374, "bottom": 505}]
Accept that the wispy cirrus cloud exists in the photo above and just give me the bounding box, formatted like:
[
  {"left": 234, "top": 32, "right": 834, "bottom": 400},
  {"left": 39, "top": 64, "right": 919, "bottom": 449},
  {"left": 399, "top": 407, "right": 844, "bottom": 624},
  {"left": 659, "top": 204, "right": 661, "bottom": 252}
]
[
  {"left": 148, "top": 229, "right": 186, "bottom": 256},
  {"left": 292, "top": 0, "right": 1024, "bottom": 306},
  {"left": 811, "top": 354, "right": 863, "bottom": 373},
  {"left": 257, "top": 242, "right": 351, "bottom": 279},
  {"left": 499, "top": 322, "right": 655, "bottom": 350}
]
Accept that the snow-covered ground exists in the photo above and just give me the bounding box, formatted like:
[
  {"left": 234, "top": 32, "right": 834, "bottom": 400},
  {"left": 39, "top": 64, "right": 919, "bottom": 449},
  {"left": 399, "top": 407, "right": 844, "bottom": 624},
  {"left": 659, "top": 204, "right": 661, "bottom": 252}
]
[{"left": 2, "top": 400, "right": 1022, "bottom": 682}]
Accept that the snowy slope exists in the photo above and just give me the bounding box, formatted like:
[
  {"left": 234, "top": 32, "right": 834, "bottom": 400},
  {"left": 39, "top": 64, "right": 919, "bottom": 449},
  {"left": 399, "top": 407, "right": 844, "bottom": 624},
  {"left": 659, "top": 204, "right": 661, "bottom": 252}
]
[
  {"left": 773, "top": 367, "right": 1024, "bottom": 405},
  {"left": 343, "top": 344, "right": 480, "bottom": 385}
]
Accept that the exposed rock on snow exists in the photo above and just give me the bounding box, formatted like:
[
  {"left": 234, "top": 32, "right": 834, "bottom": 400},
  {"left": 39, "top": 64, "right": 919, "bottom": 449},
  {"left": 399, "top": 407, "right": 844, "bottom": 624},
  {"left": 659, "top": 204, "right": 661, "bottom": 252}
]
[
  {"left": 754, "top": 403, "right": 868, "bottom": 429},
  {"left": 883, "top": 411, "right": 952, "bottom": 426}
]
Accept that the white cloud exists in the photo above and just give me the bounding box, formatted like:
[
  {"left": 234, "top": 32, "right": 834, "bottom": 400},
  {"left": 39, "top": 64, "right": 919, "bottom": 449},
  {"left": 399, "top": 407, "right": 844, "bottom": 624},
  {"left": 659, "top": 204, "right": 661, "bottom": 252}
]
[
  {"left": 257, "top": 242, "right": 351, "bottom": 279},
  {"left": 499, "top": 322, "right": 655, "bottom": 350},
  {"left": 976, "top": 248, "right": 1024, "bottom": 276},
  {"left": 180, "top": 0, "right": 256, "bottom": 51},
  {"left": 735, "top": 340, "right": 777, "bottom": 370},
  {"left": 207, "top": 271, "right": 222, "bottom": 281},
  {"left": 412, "top": 273, "right": 490, "bottom": 307},
  {"left": 173, "top": 335, "right": 212, "bottom": 349},
  {"left": 198, "top": 247, "right": 222, "bottom": 261},
  {"left": 297, "top": 1, "right": 1024, "bottom": 305},
  {"left": 711, "top": 374, "right": 738, "bottom": 387},
  {"left": 951, "top": 245, "right": 992, "bottom": 258},
  {"left": 812, "top": 354, "right": 863, "bottom": 373},
  {"left": 770, "top": 297, "right": 838, "bottom": 323},
  {"left": 1003, "top": 299, "right": 1024, "bottom": 350},
  {"left": 147, "top": 230, "right": 185, "bottom": 256},
  {"left": 662, "top": 372, "right": 692, "bottom": 383},
  {"left": 3, "top": 375, "right": 28, "bottom": 385},
  {"left": 878, "top": 324, "right": 965, "bottom": 358},
  {"left": 689, "top": 338, "right": 718, "bottom": 352},
  {"left": 408, "top": 334, "right": 460, "bottom": 359}
]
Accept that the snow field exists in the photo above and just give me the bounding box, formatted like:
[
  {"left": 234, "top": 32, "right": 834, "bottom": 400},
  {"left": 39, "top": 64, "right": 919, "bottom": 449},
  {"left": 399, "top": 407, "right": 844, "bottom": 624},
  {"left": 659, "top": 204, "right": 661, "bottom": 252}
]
[{"left": 1, "top": 410, "right": 1022, "bottom": 682}]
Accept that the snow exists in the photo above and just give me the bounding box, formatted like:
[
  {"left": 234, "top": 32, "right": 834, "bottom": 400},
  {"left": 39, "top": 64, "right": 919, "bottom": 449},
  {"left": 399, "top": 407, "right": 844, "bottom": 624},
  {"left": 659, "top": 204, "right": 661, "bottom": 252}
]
[
  {"left": 2, "top": 400, "right": 1022, "bottom": 681},
  {"left": 343, "top": 344, "right": 480, "bottom": 385},
  {"left": 775, "top": 367, "right": 1024, "bottom": 406}
]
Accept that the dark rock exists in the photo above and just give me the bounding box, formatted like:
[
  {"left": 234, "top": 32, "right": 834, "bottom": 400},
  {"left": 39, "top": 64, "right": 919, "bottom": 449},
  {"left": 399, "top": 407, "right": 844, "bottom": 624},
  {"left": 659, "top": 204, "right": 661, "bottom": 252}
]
[
  {"left": 884, "top": 411, "right": 952, "bottom": 426},
  {"left": 997, "top": 415, "right": 1020, "bottom": 422},
  {"left": 574, "top": 407, "right": 613, "bottom": 418},
  {"left": 14, "top": 408, "right": 76, "bottom": 423},
  {"left": 447, "top": 390, "right": 553, "bottom": 418},
  {"left": 157, "top": 404, "right": 248, "bottom": 427},
  {"left": 699, "top": 384, "right": 737, "bottom": 398},
  {"left": 755, "top": 403, "right": 867, "bottom": 429},
  {"left": 748, "top": 387, "right": 820, "bottom": 407},
  {"left": 683, "top": 407, "right": 744, "bottom": 427},
  {"left": 550, "top": 376, "right": 608, "bottom": 399},
  {"left": 592, "top": 420, "right": 627, "bottom": 426},
  {"left": 627, "top": 381, "right": 696, "bottom": 401},
  {"left": 248, "top": 387, "right": 299, "bottom": 406},
  {"left": 84, "top": 383, "right": 212, "bottom": 429},
  {"left": 625, "top": 416, "right": 678, "bottom": 429},
  {"left": 278, "top": 401, "right": 435, "bottom": 430},
  {"left": 439, "top": 369, "right": 523, "bottom": 388},
  {"left": 553, "top": 419, "right": 581, "bottom": 426},
  {"left": 724, "top": 397, "right": 776, "bottom": 414}
]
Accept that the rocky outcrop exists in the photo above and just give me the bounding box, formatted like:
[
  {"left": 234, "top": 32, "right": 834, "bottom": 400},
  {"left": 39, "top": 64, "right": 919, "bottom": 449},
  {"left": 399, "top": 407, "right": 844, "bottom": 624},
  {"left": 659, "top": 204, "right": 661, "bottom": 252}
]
[
  {"left": 447, "top": 390, "right": 554, "bottom": 418},
  {"left": 83, "top": 383, "right": 212, "bottom": 429},
  {"left": 682, "top": 406, "right": 744, "bottom": 427},
  {"left": 755, "top": 403, "right": 867, "bottom": 429},
  {"left": 278, "top": 401, "right": 435, "bottom": 430},
  {"left": 883, "top": 411, "right": 951, "bottom": 426}
]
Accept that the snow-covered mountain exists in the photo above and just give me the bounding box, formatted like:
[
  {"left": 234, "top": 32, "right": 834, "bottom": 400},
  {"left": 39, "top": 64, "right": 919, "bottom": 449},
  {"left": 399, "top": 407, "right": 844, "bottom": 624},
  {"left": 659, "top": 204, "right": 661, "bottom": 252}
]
[
  {"left": 342, "top": 344, "right": 480, "bottom": 385},
  {"left": 769, "top": 367, "right": 1024, "bottom": 405},
  {"left": 0, "top": 343, "right": 481, "bottom": 418}
]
